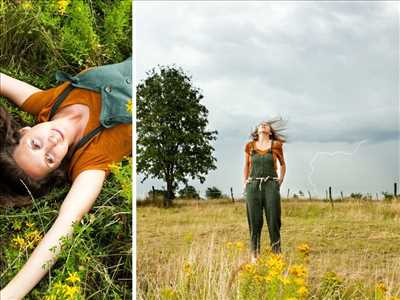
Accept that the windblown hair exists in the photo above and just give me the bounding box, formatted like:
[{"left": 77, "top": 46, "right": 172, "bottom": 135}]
[
  {"left": 0, "top": 105, "right": 67, "bottom": 208},
  {"left": 251, "top": 116, "right": 288, "bottom": 143}
]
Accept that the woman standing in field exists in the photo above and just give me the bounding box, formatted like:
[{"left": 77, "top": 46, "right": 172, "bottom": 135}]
[
  {"left": 0, "top": 58, "right": 132, "bottom": 299},
  {"left": 243, "top": 119, "right": 286, "bottom": 262}
]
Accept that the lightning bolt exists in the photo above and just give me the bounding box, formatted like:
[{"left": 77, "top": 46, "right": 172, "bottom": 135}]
[{"left": 308, "top": 140, "right": 368, "bottom": 197}]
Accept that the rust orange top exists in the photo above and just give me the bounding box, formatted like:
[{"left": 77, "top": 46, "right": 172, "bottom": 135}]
[
  {"left": 245, "top": 140, "right": 286, "bottom": 174},
  {"left": 21, "top": 82, "right": 132, "bottom": 182}
]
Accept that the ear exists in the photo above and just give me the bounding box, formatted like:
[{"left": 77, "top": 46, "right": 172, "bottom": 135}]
[{"left": 19, "top": 126, "right": 32, "bottom": 136}]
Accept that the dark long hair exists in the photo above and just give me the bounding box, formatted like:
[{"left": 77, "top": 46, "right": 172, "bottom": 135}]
[
  {"left": 250, "top": 117, "right": 287, "bottom": 143},
  {"left": 0, "top": 105, "right": 67, "bottom": 208}
]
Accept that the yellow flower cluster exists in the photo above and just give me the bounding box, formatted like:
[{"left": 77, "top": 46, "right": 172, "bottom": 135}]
[
  {"left": 21, "top": 1, "right": 33, "bottom": 10},
  {"left": 44, "top": 273, "right": 81, "bottom": 299},
  {"left": 66, "top": 272, "right": 81, "bottom": 284},
  {"left": 289, "top": 264, "right": 307, "bottom": 277},
  {"left": 266, "top": 254, "right": 285, "bottom": 272},
  {"left": 238, "top": 244, "right": 310, "bottom": 300},
  {"left": 376, "top": 282, "right": 387, "bottom": 293},
  {"left": 57, "top": 0, "right": 70, "bottom": 15},
  {"left": 297, "top": 243, "right": 311, "bottom": 256},
  {"left": 11, "top": 222, "right": 42, "bottom": 251}
]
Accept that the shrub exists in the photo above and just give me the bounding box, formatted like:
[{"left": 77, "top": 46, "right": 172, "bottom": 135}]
[
  {"left": 206, "top": 186, "right": 222, "bottom": 199},
  {"left": 350, "top": 193, "right": 363, "bottom": 199},
  {"left": 178, "top": 185, "right": 200, "bottom": 199}
]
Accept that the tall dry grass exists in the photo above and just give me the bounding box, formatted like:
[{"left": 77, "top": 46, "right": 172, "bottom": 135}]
[{"left": 137, "top": 198, "right": 400, "bottom": 300}]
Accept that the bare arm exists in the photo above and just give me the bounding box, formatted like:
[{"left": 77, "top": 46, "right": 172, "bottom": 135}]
[
  {"left": 0, "top": 73, "right": 42, "bottom": 107},
  {"left": 244, "top": 152, "right": 250, "bottom": 187},
  {"left": 277, "top": 142, "right": 286, "bottom": 186},
  {"left": 0, "top": 170, "right": 106, "bottom": 300}
]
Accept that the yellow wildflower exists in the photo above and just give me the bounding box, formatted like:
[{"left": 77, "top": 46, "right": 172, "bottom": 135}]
[
  {"left": 244, "top": 263, "right": 256, "bottom": 274},
  {"left": 21, "top": 1, "right": 33, "bottom": 10},
  {"left": 225, "top": 241, "right": 233, "bottom": 248},
  {"left": 254, "top": 274, "right": 264, "bottom": 282},
  {"left": 53, "top": 281, "right": 64, "bottom": 290},
  {"left": 66, "top": 272, "right": 81, "bottom": 284},
  {"left": 267, "top": 254, "right": 285, "bottom": 272},
  {"left": 108, "top": 161, "right": 120, "bottom": 173},
  {"left": 12, "top": 236, "right": 26, "bottom": 249},
  {"left": 64, "top": 285, "right": 80, "bottom": 298},
  {"left": 289, "top": 264, "right": 307, "bottom": 277},
  {"left": 25, "top": 222, "right": 34, "bottom": 228},
  {"left": 126, "top": 98, "right": 133, "bottom": 112},
  {"left": 280, "top": 276, "right": 291, "bottom": 285},
  {"left": 376, "top": 282, "right": 387, "bottom": 293},
  {"left": 297, "top": 286, "right": 308, "bottom": 297},
  {"left": 294, "top": 277, "right": 305, "bottom": 286},
  {"left": 297, "top": 243, "right": 311, "bottom": 256},
  {"left": 235, "top": 241, "right": 245, "bottom": 251},
  {"left": 58, "top": 0, "right": 70, "bottom": 15},
  {"left": 265, "top": 273, "right": 274, "bottom": 282}
]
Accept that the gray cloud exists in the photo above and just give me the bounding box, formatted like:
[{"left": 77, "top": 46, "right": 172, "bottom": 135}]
[{"left": 136, "top": 1, "right": 399, "bottom": 198}]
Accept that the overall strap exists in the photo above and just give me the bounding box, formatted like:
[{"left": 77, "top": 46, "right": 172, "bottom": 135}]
[
  {"left": 48, "top": 84, "right": 75, "bottom": 120},
  {"left": 49, "top": 84, "right": 104, "bottom": 159},
  {"left": 67, "top": 125, "right": 104, "bottom": 160}
]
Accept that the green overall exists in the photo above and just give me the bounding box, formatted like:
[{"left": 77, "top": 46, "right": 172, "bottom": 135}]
[
  {"left": 50, "top": 57, "right": 132, "bottom": 156},
  {"left": 245, "top": 140, "right": 282, "bottom": 254}
]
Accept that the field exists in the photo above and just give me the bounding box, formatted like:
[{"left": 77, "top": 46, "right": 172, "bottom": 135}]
[{"left": 137, "top": 198, "right": 400, "bottom": 300}]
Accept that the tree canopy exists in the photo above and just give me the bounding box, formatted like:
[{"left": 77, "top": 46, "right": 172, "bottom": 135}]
[{"left": 137, "top": 65, "right": 217, "bottom": 206}]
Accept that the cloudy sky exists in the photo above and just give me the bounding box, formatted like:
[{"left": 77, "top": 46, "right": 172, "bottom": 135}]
[{"left": 136, "top": 1, "right": 399, "bottom": 199}]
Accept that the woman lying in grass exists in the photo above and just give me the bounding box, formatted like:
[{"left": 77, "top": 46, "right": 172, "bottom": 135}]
[{"left": 0, "top": 57, "right": 132, "bottom": 299}]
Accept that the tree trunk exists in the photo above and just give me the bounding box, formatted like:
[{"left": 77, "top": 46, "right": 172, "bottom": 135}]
[{"left": 165, "top": 178, "right": 175, "bottom": 207}]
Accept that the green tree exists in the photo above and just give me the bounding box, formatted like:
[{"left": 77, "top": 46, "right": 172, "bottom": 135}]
[
  {"left": 137, "top": 66, "right": 217, "bottom": 207},
  {"left": 178, "top": 185, "right": 200, "bottom": 199},
  {"left": 206, "top": 186, "right": 222, "bottom": 199}
]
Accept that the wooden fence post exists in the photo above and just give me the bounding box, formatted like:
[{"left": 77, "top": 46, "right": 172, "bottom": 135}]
[
  {"left": 307, "top": 190, "right": 311, "bottom": 201},
  {"left": 329, "top": 186, "right": 333, "bottom": 208},
  {"left": 287, "top": 189, "right": 290, "bottom": 200},
  {"left": 230, "top": 187, "right": 235, "bottom": 203},
  {"left": 152, "top": 186, "right": 155, "bottom": 202},
  {"left": 340, "top": 191, "right": 343, "bottom": 201},
  {"left": 394, "top": 182, "right": 398, "bottom": 198}
]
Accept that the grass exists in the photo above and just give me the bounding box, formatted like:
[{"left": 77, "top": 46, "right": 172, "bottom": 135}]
[
  {"left": 137, "top": 198, "right": 400, "bottom": 299},
  {"left": 0, "top": 1, "right": 133, "bottom": 298},
  {"left": 0, "top": 167, "right": 132, "bottom": 299}
]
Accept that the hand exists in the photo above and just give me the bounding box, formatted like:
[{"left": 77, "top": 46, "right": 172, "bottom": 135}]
[{"left": 278, "top": 178, "right": 283, "bottom": 187}]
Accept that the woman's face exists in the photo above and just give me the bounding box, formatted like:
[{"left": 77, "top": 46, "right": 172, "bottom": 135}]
[
  {"left": 257, "top": 122, "right": 271, "bottom": 136},
  {"left": 12, "top": 122, "right": 69, "bottom": 179}
]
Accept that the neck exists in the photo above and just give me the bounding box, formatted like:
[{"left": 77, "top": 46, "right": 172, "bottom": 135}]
[
  {"left": 258, "top": 133, "right": 270, "bottom": 143},
  {"left": 52, "top": 108, "right": 88, "bottom": 147}
]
